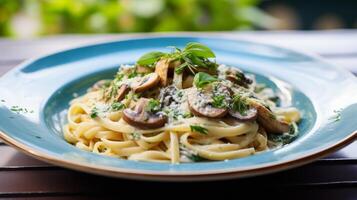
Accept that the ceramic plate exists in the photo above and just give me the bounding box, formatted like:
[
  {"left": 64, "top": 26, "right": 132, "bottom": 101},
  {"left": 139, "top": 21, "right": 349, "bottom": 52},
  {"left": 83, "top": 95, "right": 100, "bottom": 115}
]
[{"left": 0, "top": 36, "right": 357, "bottom": 181}]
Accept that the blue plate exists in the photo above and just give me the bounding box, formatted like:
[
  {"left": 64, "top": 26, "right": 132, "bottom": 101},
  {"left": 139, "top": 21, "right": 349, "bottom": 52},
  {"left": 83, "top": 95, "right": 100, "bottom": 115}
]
[{"left": 0, "top": 36, "right": 357, "bottom": 181}]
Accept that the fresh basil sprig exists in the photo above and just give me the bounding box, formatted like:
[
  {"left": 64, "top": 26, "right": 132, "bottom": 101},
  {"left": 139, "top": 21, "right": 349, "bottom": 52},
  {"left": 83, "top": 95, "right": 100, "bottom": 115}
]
[
  {"left": 136, "top": 42, "right": 217, "bottom": 74},
  {"left": 136, "top": 51, "right": 167, "bottom": 67}
]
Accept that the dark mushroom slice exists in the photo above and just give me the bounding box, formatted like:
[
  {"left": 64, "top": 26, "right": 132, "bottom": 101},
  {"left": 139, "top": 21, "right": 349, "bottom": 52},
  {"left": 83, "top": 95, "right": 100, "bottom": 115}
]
[
  {"left": 187, "top": 89, "right": 228, "bottom": 118},
  {"left": 225, "top": 68, "right": 252, "bottom": 88},
  {"left": 115, "top": 84, "right": 130, "bottom": 102},
  {"left": 249, "top": 99, "right": 290, "bottom": 134},
  {"left": 229, "top": 107, "right": 257, "bottom": 122},
  {"left": 122, "top": 98, "right": 167, "bottom": 129},
  {"left": 133, "top": 73, "right": 160, "bottom": 93}
]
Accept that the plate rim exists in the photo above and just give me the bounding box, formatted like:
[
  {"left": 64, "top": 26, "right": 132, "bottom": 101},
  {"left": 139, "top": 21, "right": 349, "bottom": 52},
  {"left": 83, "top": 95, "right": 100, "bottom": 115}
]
[
  {"left": 1, "top": 34, "right": 357, "bottom": 181},
  {"left": 0, "top": 129, "right": 355, "bottom": 181}
]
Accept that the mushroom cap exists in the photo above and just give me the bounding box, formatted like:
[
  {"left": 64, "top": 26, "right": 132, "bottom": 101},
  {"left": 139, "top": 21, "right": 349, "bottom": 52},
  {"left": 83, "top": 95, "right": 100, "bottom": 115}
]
[
  {"left": 249, "top": 99, "right": 290, "bottom": 134},
  {"left": 228, "top": 106, "right": 258, "bottom": 122},
  {"left": 122, "top": 98, "right": 167, "bottom": 129},
  {"left": 225, "top": 68, "right": 252, "bottom": 88},
  {"left": 133, "top": 73, "right": 160, "bottom": 93},
  {"left": 187, "top": 88, "right": 228, "bottom": 118},
  {"left": 115, "top": 84, "right": 130, "bottom": 102}
]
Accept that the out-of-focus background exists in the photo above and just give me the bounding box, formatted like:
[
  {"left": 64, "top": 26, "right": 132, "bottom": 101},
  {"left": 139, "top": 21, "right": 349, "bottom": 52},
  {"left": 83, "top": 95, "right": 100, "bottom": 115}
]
[{"left": 1, "top": 0, "right": 356, "bottom": 38}]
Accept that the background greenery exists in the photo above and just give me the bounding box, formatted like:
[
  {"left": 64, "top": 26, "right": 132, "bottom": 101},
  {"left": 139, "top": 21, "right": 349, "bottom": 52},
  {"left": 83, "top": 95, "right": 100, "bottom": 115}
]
[{"left": 0, "top": 0, "right": 273, "bottom": 37}]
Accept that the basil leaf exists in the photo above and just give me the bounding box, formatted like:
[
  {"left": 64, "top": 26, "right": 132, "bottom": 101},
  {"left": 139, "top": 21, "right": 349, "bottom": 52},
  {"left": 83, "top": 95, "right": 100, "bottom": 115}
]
[
  {"left": 137, "top": 51, "right": 166, "bottom": 66},
  {"left": 184, "top": 42, "right": 215, "bottom": 58},
  {"left": 193, "top": 72, "right": 217, "bottom": 88}
]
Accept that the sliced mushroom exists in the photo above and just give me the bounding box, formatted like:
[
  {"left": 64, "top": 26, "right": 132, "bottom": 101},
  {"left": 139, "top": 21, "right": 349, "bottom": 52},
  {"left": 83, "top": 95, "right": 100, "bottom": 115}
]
[
  {"left": 115, "top": 84, "right": 130, "bottom": 101},
  {"left": 229, "top": 107, "right": 257, "bottom": 122},
  {"left": 155, "top": 59, "right": 170, "bottom": 86},
  {"left": 248, "top": 99, "right": 290, "bottom": 134},
  {"left": 122, "top": 98, "right": 167, "bottom": 129},
  {"left": 187, "top": 88, "right": 228, "bottom": 118},
  {"left": 133, "top": 73, "right": 160, "bottom": 93},
  {"left": 225, "top": 68, "right": 252, "bottom": 88}
]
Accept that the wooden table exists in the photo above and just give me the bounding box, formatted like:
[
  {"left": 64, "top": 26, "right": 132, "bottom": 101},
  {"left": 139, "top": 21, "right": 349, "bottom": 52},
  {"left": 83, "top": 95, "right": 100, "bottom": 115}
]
[{"left": 1, "top": 31, "right": 357, "bottom": 199}]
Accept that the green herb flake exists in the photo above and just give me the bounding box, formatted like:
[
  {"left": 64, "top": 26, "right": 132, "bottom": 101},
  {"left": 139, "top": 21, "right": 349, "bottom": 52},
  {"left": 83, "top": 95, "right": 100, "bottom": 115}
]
[
  {"left": 193, "top": 72, "right": 217, "bottom": 88},
  {"left": 190, "top": 125, "right": 208, "bottom": 135},
  {"left": 146, "top": 99, "right": 161, "bottom": 113},
  {"left": 187, "top": 154, "right": 206, "bottom": 162},
  {"left": 182, "top": 112, "right": 192, "bottom": 118},
  {"left": 90, "top": 107, "right": 98, "bottom": 118},
  {"left": 212, "top": 95, "right": 228, "bottom": 109},
  {"left": 269, "top": 122, "right": 299, "bottom": 145},
  {"left": 130, "top": 132, "right": 141, "bottom": 141},
  {"left": 329, "top": 109, "right": 342, "bottom": 122},
  {"left": 231, "top": 94, "right": 249, "bottom": 115},
  {"left": 111, "top": 102, "right": 125, "bottom": 111},
  {"left": 10, "top": 106, "right": 34, "bottom": 114}
]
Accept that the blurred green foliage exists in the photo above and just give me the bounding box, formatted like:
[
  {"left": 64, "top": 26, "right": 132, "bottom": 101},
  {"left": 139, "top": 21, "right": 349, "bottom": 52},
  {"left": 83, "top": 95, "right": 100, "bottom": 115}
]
[{"left": 0, "top": 0, "right": 269, "bottom": 37}]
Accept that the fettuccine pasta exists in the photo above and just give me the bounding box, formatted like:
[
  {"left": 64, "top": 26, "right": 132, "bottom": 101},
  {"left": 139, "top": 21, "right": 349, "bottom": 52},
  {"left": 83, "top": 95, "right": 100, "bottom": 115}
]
[{"left": 63, "top": 42, "right": 301, "bottom": 163}]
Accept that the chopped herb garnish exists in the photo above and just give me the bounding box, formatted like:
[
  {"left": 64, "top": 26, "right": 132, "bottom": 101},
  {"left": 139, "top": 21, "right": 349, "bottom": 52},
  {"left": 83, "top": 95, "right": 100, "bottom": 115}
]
[
  {"left": 212, "top": 95, "right": 228, "bottom": 108},
  {"left": 182, "top": 112, "right": 192, "bottom": 118},
  {"left": 193, "top": 72, "right": 217, "bottom": 88},
  {"left": 269, "top": 122, "right": 298, "bottom": 145},
  {"left": 190, "top": 125, "right": 208, "bottom": 135},
  {"left": 115, "top": 71, "right": 125, "bottom": 81},
  {"left": 90, "top": 107, "right": 98, "bottom": 118},
  {"left": 231, "top": 94, "right": 249, "bottom": 115},
  {"left": 130, "top": 132, "right": 141, "bottom": 140},
  {"left": 329, "top": 109, "right": 342, "bottom": 122},
  {"left": 146, "top": 99, "right": 161, "bottom": 113},
  {"left": 111, "top": 102, "right": 125, "bottom": 111},
  {"left": 187, "top": 154, "right": 206, "bottom": 162},
  {"left": 10, "top": 106, "right": 34, "bottom": 114}
]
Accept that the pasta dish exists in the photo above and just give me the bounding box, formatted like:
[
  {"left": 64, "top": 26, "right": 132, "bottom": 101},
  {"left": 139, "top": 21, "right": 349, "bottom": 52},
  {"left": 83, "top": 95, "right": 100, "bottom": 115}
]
[{"left": 64, "top": 42, "right": 301, "bottom": 163}]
